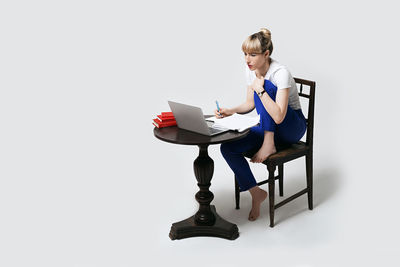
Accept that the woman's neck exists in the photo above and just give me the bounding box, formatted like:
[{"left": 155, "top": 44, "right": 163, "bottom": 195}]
[{"left": 255, "top": 58, "right": 271, "bottom": 78}]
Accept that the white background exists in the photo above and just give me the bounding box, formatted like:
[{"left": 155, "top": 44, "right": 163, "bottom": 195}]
[{"left": 1, "top": 0, "right": 399, "bottom": 266}]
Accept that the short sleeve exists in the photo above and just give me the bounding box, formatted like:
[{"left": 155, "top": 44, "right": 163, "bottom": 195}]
[{"left": 273, "top": 68, "right": 292, "bottom": 90}]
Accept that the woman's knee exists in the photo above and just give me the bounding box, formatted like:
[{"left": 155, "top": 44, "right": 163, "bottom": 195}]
[
  {"left": 263, "top": 80, "right": 277, "bottom": 101},
  {"left": 220, "top": 141, "right": 241, "bottom": 157},
  {"left": 220, "top": 142, "right": 232, "bottom": 157}
]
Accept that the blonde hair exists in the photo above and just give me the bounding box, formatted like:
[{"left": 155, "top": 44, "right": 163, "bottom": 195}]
[{"left": 242, "top": 28, "right": 273, "bottom": 55}]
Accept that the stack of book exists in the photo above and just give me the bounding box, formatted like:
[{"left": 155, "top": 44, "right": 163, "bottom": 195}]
[{"left": 153, "top": 112, "right": 177, "bottom": 128}]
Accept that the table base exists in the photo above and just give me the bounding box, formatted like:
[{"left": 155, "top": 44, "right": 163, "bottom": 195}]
[{"left": 169, "top": 205, "right": 239, "bottom": 240}]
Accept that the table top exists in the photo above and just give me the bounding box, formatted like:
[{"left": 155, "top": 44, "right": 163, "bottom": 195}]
[{"left": 153, "top": 125, "right": 250, "bottom": 146}]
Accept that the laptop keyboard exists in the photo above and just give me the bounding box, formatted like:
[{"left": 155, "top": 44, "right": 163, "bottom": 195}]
[
  {"left": 209, "top": 127, "right": 224, "bottom": 134},
  {"left": 205, "top": 121, "right": 228, "bottom": 135}
]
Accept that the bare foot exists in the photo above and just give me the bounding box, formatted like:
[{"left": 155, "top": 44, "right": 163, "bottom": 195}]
[
  {"left": 250, "top": 144, "right": 276, "bottom": 163},
  {"left": 248, "top": 187, "right": 268, "bottom": 221},
  {"left": 250, "top": 131, "right": 276, "bottom": 163}
]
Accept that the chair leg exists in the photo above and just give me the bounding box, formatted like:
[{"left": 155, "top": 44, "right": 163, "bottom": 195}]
[
  {"left": 268, "top": 165, "right": 276, "bottom": 227},
  {"left": 278, "top": 164, "right": 284, "bottom": 196},
  {"left": 306, "top": 153, "right": 313, "bottom": 210},
  {"left": 234, "top": 175, "right": 240, "bottom": 209}
]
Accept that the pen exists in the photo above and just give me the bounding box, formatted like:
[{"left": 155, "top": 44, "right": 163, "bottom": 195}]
[{"left": 216, "top": 100, "right": 221, "bottom": 115}]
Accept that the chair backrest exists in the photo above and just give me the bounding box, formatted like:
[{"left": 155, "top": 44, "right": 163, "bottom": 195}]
[{"left": 294, "top": 77, "right": 316, "bottom": 148}]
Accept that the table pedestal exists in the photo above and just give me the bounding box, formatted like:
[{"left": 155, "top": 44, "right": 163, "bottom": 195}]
[
  {"left": 169, "top": 145, "right": 239, "bottom": 240},
  {"left": 169, "top": 205, "right": 239, "bottom": 240}
]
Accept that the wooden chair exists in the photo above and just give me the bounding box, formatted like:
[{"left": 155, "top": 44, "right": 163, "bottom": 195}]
[{"left": 234, "top": 77, "right": 316, "bottom": 227}]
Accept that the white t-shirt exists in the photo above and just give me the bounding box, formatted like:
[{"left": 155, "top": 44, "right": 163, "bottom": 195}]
[{"left": 245, "top": 58, "right": 301, "bottom": 110}]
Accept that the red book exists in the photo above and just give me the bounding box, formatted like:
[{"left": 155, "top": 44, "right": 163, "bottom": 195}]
[
  {"left": 157, "top": 115, "right": 176, "bottom": 122},
  {"left": 161, "top": 112, "right": 174, "bottom": 117},
  {"left": 153, "top": 118, "right": 177, "bottom": 128}
]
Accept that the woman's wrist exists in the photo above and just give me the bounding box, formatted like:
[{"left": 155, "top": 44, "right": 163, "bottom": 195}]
[{"left": 254, "top": 85, "right": 264, "bottom": 94}]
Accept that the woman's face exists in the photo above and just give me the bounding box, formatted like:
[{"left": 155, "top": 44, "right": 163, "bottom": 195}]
[{"left": 244, "top": 51, "right": 269, "bottom": 71}]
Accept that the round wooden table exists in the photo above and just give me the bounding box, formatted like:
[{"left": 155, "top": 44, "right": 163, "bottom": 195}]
[{"left": 154, "top": 125, "right": 249, "bottom": 240}]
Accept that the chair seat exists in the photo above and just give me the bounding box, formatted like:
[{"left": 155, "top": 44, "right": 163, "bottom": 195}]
[{"left": 244, "top": 141, "right": 310, "bottom": 166}]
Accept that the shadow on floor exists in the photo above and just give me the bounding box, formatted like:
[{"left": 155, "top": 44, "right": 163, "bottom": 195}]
[{"left": 212, "top": 166, "right": 343, "bottom": 226}]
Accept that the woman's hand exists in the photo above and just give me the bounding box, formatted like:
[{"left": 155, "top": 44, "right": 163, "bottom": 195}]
[
  {"left": 214, "top": 107, "right": 234, "bottom": 118},
  {"left": 252, "top": 75, "right": 265, "bottom": 94}
]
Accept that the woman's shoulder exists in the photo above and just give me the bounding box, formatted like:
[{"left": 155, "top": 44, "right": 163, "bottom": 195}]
[
  {"left": 268, "top": 59, "right": 294, "bottom": 90},
  {"left": 268, "top": 59, "right": 293, "bottom": 80},
  {"left": 268, "top": 58, "right": 289, "bottom": 75}
]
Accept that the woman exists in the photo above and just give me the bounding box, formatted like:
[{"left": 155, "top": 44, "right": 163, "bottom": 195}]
[{"left": 215, "top": 28, "right": 306, "bottom": 221}]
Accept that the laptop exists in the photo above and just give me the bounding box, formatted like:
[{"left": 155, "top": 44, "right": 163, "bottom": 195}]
[{"left": 168, "top": 101, "right": 230, "bottom": 136}]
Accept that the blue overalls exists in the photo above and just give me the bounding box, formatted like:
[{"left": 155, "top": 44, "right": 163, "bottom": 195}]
[{"left": 220, "top": 80, "right": 306, "bottom": 191}]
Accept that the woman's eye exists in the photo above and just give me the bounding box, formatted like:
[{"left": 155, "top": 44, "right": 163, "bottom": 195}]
[{"left": 251, "top": 54, "right": 256, "bottom": 57}]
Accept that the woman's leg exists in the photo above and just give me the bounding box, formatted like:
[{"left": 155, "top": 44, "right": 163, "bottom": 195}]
[
  {"left": 220, "top": 127, "right": 269, "bottom": 221},
  {"left": 253, "top": 80, "right": 307, "bottom": 156},
  {"left": 220, "top": 127, "right": 264, "bottom": 191},
  {"left": 250, "top": 131, "right": 276, "bottom": 163},
  {"left": 248, "top": 186, "right": 268, "bottom": 221},
  {"left": 275, "top": 108, "right": 307, "bottom": 146},
  {"left": 251, "top": 80, "right": 279, "bottom": 163}
]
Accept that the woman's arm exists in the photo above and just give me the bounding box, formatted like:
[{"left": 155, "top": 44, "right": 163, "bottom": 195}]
[
  {"left": 214, "top": 85, "right": 255, "bottom": 118},
  {"left": 232, "top": 85, "right": 255, "bottom": 114},
  {"left": 258, "top": 88, "right": 289, "bottom": 124},
  {"left": 253, "top": 76, "right": 289, "bottom": 124}
]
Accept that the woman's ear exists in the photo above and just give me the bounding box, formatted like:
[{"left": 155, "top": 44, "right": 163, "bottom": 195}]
[{"left": 264, "top": 50, "right": 270, "bottom": 58}]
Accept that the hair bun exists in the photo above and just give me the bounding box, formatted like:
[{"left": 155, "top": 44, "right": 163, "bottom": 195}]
[{"left": 260, "top": 28, "right": 271, "bottom": 38}]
